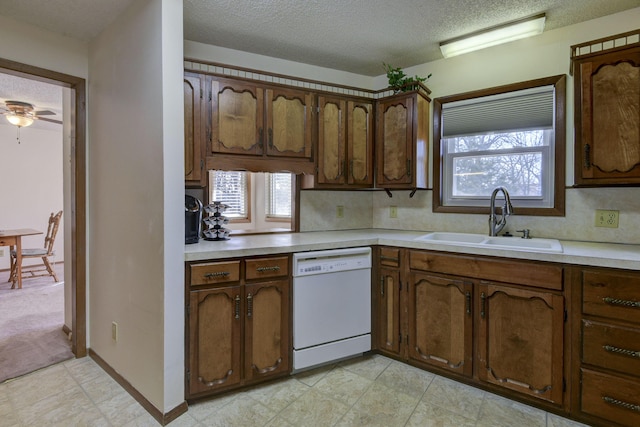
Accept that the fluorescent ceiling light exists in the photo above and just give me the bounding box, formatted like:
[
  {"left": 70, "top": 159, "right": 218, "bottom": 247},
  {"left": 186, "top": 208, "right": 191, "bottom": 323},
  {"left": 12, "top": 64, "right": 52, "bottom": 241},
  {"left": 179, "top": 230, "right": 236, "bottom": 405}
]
[{"left": 440, "top": 14, "right": 546, "bottom": 58}]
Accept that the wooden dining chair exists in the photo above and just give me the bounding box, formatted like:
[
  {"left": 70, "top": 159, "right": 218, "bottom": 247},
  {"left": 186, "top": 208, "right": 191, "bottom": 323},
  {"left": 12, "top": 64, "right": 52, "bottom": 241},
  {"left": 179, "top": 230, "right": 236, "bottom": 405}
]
[{"left": 9, "top": 210, "right": 63, "bottom": 287}]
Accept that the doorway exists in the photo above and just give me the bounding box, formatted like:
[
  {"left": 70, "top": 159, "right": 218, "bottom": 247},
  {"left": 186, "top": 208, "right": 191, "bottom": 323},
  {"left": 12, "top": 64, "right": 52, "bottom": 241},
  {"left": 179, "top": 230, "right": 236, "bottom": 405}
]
[{"left": 0, "top": 57, "right": 86, "bottom": 358}]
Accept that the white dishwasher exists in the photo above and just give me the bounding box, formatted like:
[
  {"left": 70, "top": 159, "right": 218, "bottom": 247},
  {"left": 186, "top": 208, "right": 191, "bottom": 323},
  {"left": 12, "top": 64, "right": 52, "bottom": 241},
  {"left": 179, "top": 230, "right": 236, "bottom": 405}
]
[{"left": 292, "top": 247, "right": 371, "bottom": 371}]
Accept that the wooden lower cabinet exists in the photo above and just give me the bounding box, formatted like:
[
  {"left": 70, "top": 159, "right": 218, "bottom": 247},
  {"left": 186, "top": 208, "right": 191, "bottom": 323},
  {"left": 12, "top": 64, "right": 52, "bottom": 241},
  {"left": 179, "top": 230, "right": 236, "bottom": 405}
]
[
  {"left": 573, "top": 266, "right": 640, "bottom": 427},
  {"left": 188, "top": 286, "right": 242, "bottom": 396},
  {"left": 186, "top": 256, "right": 291, "bottom": 399},
  {"left": 408, "top": 272, "right": 472, "bottom": 377},
  {"left": 377, "top": 247, "right": 567, "bottom": 409},
  {"left": 477, "top": 281, "right": 564, "bottom": 404}
]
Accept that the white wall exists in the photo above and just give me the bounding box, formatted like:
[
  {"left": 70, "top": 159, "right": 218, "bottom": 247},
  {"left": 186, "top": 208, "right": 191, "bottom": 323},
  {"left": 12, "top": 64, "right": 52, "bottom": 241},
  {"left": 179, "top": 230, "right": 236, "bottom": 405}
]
[
  {"left": 88, "top": 0, "right": 184, "bottom": 412},
  {"left": 0, "top": 123, "right": 64, "bottom": 269},
  {"left": 301, "top": 8, "right": 640, "bottom": 245}
]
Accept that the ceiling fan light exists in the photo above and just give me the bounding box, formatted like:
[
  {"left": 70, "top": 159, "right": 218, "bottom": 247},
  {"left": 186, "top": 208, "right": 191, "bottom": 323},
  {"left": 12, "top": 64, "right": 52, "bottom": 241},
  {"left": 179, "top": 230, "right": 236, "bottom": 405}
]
[
  {"left": 440, "top": 13, "right": 546, "bottom": 58},
  {"left": 6, "top": 113, "right": 34, "bottom": 128}
]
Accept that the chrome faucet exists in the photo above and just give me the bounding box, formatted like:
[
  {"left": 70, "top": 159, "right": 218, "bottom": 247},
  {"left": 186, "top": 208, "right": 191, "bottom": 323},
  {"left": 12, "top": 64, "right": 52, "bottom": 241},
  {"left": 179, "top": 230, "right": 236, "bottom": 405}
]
[{"left": 488, "top": 187, "right": 514, "bottom": 236}]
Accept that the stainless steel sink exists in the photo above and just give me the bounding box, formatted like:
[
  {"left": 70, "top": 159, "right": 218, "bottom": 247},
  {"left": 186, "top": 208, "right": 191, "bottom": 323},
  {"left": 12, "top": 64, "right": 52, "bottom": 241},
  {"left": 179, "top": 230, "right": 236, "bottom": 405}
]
[{"left": 415, "top": 232, "right": 563, "bottom": 253}]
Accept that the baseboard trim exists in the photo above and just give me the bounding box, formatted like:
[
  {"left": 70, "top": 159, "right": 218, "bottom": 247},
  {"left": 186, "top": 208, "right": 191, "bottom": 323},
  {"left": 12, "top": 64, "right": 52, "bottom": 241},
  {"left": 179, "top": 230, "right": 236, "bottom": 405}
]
[{"left": 89, "top": 349, "right": 188, "bottom": 425}]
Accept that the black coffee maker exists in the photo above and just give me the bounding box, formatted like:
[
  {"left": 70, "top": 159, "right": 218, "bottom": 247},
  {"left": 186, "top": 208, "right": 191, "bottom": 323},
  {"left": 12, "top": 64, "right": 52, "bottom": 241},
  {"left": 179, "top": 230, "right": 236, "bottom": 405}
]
[{"left": 185, "top": 195, "right": 203, "bottom": 244}]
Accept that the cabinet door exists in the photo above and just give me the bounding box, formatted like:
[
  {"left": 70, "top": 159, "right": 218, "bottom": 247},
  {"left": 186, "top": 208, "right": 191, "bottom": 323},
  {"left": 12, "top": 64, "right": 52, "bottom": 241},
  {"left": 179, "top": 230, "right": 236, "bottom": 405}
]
[
  {"left": 265, "top": 87, "right": 313, "bottom": 158},
  {"left": 408, "top": 272, "right": 473, "bottom": 377},
  {"left": 184, "top": 73, "right": 205, "bottom": 185},
  {"left": 347, "top": 101, "right": 374, "bottom": 186},
  {"left": 244, "top": 279, "right": 290, "bottom": 382},
  {"left": 575, "top": 48, "right": 640, "bottom": 185},
  {"left": 378, "top": 267, "right": 401, "bottom": 356},
  {"left": 477, "top": 282, "right": 564, "bottom": 404},
  {"left": 188, "top": 286, "right": 242, "bottom": 396},
  {"left": 376, "top": 95, "right": 414, "bottom": 186},
  {"left": 317, "top": 96, "right": 347, "bottom": 185},
  {"left": 211, "top": 78, "right": 265, "bottom": 155}
]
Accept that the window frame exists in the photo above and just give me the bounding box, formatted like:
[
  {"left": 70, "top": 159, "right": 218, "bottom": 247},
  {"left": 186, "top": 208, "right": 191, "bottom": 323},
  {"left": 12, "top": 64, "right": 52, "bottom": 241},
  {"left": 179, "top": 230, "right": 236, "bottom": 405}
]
[
  {"left": 209, "top": 171, "right": 252, "bottom": 223},
  {"left": 265, "top": 173, "right": 293, "bottom": 221},
  {"left": 432, "top": 75, "right": 566, "bottom": 216}
]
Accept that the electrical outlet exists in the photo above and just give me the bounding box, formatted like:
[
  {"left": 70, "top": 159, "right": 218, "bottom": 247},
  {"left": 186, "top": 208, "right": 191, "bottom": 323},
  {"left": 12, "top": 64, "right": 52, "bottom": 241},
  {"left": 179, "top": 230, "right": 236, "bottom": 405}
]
[
  {"left": 595, "top": 209, "right": 619, "bottom": 228},
  {"left": 336, "top": 205, "right": 344, "bottom": 218},
  {"left": 390, "top": 206, "right": 398, "bottom": 218},
  {"left": 112, "top": 321, "right": 118, "bottom": 341}
]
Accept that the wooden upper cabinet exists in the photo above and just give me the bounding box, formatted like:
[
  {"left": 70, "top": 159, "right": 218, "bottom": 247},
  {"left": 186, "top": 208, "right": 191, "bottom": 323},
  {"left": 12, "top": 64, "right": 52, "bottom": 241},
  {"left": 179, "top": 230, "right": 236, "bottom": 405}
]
[
  {"left": 572, "top": 33, "right": 640, "bottom": 186},
  {"left": 184, "top": 72, "right": 206, "bottom": 186},
  {"left": 376, "top": 90, "right": 429, "bottom": 189},
  {"left": 211, "top": 78, "right": 264, "bottom": 156},
  {"left": 477, "top": 282, "right": 564, "bottom": 405},
  {"left": 317, "top": 96, "right": 373, "bottom": 187},
  {"left": 265, "top": 87, "right": 314, "bottom": 159}
]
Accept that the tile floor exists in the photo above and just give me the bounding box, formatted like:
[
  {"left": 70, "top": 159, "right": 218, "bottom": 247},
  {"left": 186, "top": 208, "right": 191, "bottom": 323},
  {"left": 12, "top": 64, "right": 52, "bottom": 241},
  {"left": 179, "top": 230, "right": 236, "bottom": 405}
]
[{"left": 0, "top": 354, "right": 591, "bottom": 426}]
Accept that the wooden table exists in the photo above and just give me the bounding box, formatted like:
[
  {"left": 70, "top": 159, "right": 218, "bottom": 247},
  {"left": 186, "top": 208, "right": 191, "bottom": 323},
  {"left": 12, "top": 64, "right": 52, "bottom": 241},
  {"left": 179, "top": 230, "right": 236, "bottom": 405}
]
[{"left": 0, "top": 228, "right": 42, "bottom": 289}]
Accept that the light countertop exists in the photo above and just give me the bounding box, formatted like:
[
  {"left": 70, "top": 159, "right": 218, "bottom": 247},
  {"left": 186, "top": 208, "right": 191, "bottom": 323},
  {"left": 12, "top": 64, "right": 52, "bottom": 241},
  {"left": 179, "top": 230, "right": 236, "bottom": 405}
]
[{"left": 184, "top": 229, "right": 640, "bottom": 271}]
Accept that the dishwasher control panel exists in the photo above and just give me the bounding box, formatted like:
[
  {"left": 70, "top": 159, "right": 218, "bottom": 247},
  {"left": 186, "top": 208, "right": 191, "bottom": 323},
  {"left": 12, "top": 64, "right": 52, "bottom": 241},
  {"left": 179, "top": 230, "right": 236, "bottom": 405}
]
[{"left": 293, "top": 247, "right": 371, "bottom": 277}]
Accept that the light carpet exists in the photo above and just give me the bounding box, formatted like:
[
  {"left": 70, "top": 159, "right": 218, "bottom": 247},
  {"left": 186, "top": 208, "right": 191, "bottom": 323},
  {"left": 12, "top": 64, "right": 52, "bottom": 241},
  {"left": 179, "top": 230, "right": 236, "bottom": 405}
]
[{"left": 0, "top": 269, "right": 73, "bottom": 383}]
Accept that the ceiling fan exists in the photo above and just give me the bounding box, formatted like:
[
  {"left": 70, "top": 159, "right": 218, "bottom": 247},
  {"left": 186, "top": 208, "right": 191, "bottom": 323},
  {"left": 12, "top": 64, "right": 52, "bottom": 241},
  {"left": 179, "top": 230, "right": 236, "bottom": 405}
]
[{"left": 1, "top": 100, "right": 62, "bottom": 128}]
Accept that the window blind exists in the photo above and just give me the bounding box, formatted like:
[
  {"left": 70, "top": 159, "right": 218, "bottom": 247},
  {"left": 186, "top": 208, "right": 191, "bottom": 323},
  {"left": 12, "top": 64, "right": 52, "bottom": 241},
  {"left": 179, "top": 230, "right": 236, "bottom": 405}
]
[
  {"left": 442, "top": 85, "right": 555, "bottom": 137},
  {"left": 212, "top": 171, "right": 247, "bottom": 218},
  {"left": 266, "top": 173, "right": 292, "bottom": 218}
]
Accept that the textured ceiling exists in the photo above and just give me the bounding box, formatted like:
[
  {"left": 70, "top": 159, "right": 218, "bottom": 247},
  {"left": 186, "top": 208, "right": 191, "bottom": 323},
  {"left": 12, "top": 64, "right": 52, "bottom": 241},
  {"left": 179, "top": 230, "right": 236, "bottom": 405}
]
[{"left": 0, "top": 74, "right": 62, "bottom": 130}]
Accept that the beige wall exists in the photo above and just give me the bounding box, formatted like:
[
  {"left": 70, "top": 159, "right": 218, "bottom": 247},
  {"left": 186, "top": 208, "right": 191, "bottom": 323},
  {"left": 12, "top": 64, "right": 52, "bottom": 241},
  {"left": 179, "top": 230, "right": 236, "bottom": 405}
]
[{"left": 88, "top": 0, "right": 184, "bottom": 412}]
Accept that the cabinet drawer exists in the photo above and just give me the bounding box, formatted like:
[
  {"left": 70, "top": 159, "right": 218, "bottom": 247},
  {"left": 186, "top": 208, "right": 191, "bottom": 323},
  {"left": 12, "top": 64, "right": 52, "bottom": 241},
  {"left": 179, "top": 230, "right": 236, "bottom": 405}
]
[
  {"left": 190, "top": 261, "right": 241, "bottom": 286},
  {"left": 581, "top": 368, "right": 640, "bottom": 427},
  {"left": 245, "top": 256, "right": 289, "bottom": 280},
  {"left": 582, "top": 270, "right": 640, "bottom": 323},
  {"left": 409, "top": 251, "right": 563, "bottom": 290},
  {"left": 379, "top": 247, "right": 400, "bottom": 267},
  {"left": 0, "top": 237, "right": 16, "bottom": 247},
  {"left": 583, "top": 320, "right": 640, "bottom": 377}
]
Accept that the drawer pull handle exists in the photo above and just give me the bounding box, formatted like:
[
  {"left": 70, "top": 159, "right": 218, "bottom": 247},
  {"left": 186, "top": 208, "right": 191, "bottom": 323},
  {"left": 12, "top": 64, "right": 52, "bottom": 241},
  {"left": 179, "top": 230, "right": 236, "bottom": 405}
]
[
  {"left": 602, "top": 396, "right": 640, "bottom": 412},
  {"left": 204, "top": 271, "right": 230, "bottom": 279},
  {"left": 379, "top": 256, "right": 399, "bottom": 263},
  {"left": 603, "top": 345, "right": 640, "bottom": 359},
  {"left": 603, "top": 297, "right": 640, "bottom": 308},
  {"left": 234, "top": 295, "right": 240, "bottom": 319},
  {"left": 256, "top": 266, "right": 281, "bottom": 273}
]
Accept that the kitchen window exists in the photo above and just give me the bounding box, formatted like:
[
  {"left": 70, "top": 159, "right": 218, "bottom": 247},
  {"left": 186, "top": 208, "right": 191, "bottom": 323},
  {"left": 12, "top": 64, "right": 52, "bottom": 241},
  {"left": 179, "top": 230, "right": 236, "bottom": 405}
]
[
  {"left": 433, "top": 75, "right": 566, "bottom": 216},
  {"left": 209, "top": 171, "right": 293, "bottom": 232}
]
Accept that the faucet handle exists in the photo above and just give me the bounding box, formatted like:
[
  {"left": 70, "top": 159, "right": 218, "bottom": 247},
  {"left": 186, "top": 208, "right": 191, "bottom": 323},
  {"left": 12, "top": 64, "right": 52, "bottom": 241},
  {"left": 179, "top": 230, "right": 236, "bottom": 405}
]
[{"left": 516, "top": 229, "right": 531, "bottom": 239}]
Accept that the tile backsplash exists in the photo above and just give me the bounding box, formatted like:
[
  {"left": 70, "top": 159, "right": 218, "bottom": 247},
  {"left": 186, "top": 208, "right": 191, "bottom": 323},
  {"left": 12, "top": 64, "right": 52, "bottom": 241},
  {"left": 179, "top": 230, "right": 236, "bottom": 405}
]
[{"left": 301, "top": 187, "right": 640, "bottom": 245}]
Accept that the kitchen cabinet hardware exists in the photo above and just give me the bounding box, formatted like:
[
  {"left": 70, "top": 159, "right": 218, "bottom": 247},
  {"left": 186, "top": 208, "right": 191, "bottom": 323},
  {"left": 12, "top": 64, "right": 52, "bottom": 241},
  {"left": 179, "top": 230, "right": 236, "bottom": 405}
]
[
  {"left": 465, "top": 291, "right": 471, "bottom": 315},
  {"left": 256, "top": 266, "right": 280, "bottom": 272},
  {"left": 584, "top": 144, "right": 591, "bottom": 169},
  {"left": 380, "top": 277, "right": 384, "bottom": 296},
  {"left": 480, "top": 292, "right": 486, "bottom": 318},
  {"left": 603, "top": 297, "right": 640, "bottom": 308},
  {"left": 205, "top": 271, "right": 230, "bottom": 278},
  {"left": 603, "top": 345, "right": 640, "bottom": 359},
  {"left": 406, "top": 159, "right": 411, "bottom": 177},
  {"left": 602, "top": 396, "right": 640, "bottom": 412},
  {"left": 234, "top": 295, "right": 240, "bottom": 319},
  {"left": 247, "top": 293, "right": 253, "bottom": 317}
]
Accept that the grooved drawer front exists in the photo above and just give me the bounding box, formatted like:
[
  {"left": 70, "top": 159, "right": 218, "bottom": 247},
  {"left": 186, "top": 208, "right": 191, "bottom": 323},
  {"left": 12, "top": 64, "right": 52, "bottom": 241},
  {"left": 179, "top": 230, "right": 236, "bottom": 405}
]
[
  {"left": 379, "top": 248, "right": 400, "bottom": 267},
  {"left": 190, "top": 261, "right": 241, "bottom": 286},
  {"left": 582, "top": 270, "right": 640, "bottom": 323},
  {"left": 581, "top": 368, "right": 640, "bottom": 427},
  {"left": 582, "top": 320, "right": 640, "bottom": 377},
  {"left": 245, "top": 256, "right": 289, "bottom": 280}
]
